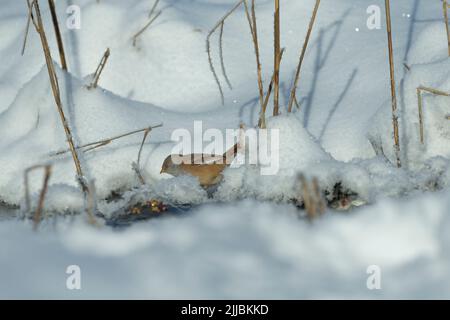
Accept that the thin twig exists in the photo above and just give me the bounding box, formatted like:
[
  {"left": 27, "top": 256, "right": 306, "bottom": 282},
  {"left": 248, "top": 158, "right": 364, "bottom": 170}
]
[
  {"left": 21, "top": 0, "right": 35, "bottom": 55},
  {"left": 417, "top": 86, "right": 450, "bottom": 144},
  {"left": 23, "top": 164, "right": 53, "bottom": 230},
  {"left": 243, "top": 0, "right": 265, "bottom": 128},
  {"left": 33, "top": 165, "right": 51, "bottom": 230},
  {"left": 294, "top": 95, "right": 301, "bottom": 109},
  {"left": 83, "top": 141, "right": 111, "bottom": 153},
  {"left": 287, "top": 0, "right": 321, "bottom": 113},
  {"left": 24, "top": 164, "right": 46, "bottom": 213},
  {"left": 206, "top": 0, "right": 246, "bottom": 105},
  {"left": 258, "top": 48, "right": 285, "bottom": 128},
  {"left": 88, "top": 48, "right": 110, "bottom": 89},
  {"left": 385, "top": 0, "right": 401, "bottom": 168},
  {"left": 149, "top": 0, "right": 160, "bottom": 18},
  {"left": 27, "top": 0, "right": 39, "bottom": 30},
  {"left": 52, "top": 124, "right": 163, "bottom": 156},
  {"left": 86, "top": 180, "right": 99, "bottom": 226},
  {"left": 133, "top": 128, "right": 152, "bottom": 185},
  {"left": 132, "top": 10, "right": 162, "bottom": 47},
  {"left": 273, "top": 0, "right": 281, "bottom": 116},
  {"left": 219, "top": 22, "right": 233, "bottom": 90},
  {"left": 312, "top": 177, "right": 326, "bottom": 215},
  {"left": 299, "top": 174, "right": 315, "bottom": 220},
  {"left": 444, "top": 0, "right": 450, "bottom": 56},
  {"left": 48, "top": 0, "right": 68, "bottom": 70},
  {"left": 299, "top": 174, "right": 325, "bottom": 220}
]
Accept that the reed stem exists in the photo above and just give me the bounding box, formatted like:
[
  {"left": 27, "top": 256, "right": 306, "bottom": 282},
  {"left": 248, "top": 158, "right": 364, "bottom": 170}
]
[
  {"left": 273, "top": 0, "right": 281, "bottom": 116},
  {"left": 385, "top": 0, "right": 401, "bottom": 168},
  {"left": 416, "top": 86, "right": 450, "bottom": 144},
  {"left": 30, "top": 0, "right": 88, "bottom": 190},
  {"left": 444, "top": 0, "right": 450, "bottom": 56},
  {"left": 33, "top": 165, "right": 52, "bottom": 230},
  {"left": 48, "top": 0, "right": 67, "bottom": 70},
  {"left": 287, "top": 0, "right": 320, "bottom": 113},
  {"left": 88, "top": 48, "right": 110, "bottom": 89}
]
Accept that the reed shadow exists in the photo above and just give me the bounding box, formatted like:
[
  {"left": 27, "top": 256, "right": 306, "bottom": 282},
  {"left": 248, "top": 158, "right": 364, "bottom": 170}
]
[
  {"left": 318, "top": 68, "right": 358, "bottom": 142},
  {"left": 299, "top": 9, "right": 351, "bottom": 128}
]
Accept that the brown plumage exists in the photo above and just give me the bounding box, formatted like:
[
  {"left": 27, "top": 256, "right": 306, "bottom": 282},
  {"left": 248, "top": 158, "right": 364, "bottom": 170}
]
[{"left": 160, "top": 142, "right": 239, "bottom": 187}]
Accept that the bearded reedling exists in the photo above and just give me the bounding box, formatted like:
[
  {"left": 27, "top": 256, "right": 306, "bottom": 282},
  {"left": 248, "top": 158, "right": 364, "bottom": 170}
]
[{"left": 160, "top": 142, "right": 239, "bottom": 188}]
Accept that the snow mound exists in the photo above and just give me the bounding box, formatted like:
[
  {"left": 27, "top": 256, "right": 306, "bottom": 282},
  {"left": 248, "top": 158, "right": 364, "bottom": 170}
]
[{"left": 216, "top": 115, "right": 332, "bottom": 202}]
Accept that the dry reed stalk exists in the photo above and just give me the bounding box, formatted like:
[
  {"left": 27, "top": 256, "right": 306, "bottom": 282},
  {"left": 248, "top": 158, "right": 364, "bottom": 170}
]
[
  {"left": 273, "top": 0, "right": 281, "bottom": 116},
  {"left": 207, "top": 0, "right": 246, "bottom": 105},
  {"left": 33, "top": 165, "right": 52, "bottom": 230},
  {"left": 242, "top": 0, "right": 265, "bottom": 127},
  {"left": 149, "top": 0, "right": 160, "bottom": 18},
  {"left": 299, "top": 175, "right": 313, "bottom": 218},
  {"left": 53, "top": 124, "right": 163, "bottom": 156},
  {"left": 23, "top": 164, "right": 52, "bottom": 230},
  {"left": 287, "top": 0, "right": 321, "bottom": 113},
  {"left": 250, "top": 0, "right": 263, "bottom": 101},
  {"left": 384, "top": 0, "right": 401, "bottom": 168},
  {"left": 312, "top": 177, "right": 326, "bottom": 215},
  {"left": 218, "top": 22, "right": 233, "bottom": 90},
  {"left": 86, "top": 180, "right": 99, "bottom": 226},
  {"left": 299, "top": 174, "right": 324, "bottom": 220},
  {"left": 416, "top": 86, "right": 450, "bottom": 144},
  {"left": 258, "top": 48, "right": 285, "bottom": 128},
  {"left": 133, "top": 128, "right": 152, "bottom": 185},
  {"left": 132, "top": 10, "right": 162, "bottom": 47},
  {"left": 293, "top": 95, "right": 301, "bottom": 109},
  {"left": 444, "top": 0, "right": 450, "bottom": 56},
  {"left": 29, "top": 0, "right": 88, "bottom": 192},
  {"left": 24, "top": 164, "right": 48, "bottom": 213},
  {"left": 48, "top": 0, "right": 67, "bottom": 70},
  {"left": 88, "top": 48, "right": 110, "bottom": 89},
  {"left": 21, "top": 1, "right": 34, "bottom": 55}
]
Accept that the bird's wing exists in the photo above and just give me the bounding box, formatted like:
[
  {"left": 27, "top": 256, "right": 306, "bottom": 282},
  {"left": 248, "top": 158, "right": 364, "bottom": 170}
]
[{"left": 176, "top": 153, "right": 225, "bottom": 165}]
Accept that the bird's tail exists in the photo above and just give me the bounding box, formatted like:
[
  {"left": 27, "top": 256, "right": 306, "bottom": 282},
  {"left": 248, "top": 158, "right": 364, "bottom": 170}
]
[
  {"left": 222, "top": 124, "right": 245, "bottom": 165},
  {"left": 222, "top": 142, "right": 239, "bottom": 165}
]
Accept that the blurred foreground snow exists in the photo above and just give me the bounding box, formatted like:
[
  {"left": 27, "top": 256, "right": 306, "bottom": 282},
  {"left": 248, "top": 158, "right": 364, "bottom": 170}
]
[{"left": 1, "top": 192, "right": 450, "bottom": 299}]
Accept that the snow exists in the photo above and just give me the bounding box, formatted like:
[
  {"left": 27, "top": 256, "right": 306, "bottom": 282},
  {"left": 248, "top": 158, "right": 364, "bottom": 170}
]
[
  {"left": 1, "top": 192, "right": 450, "bottom": 299},
  {"left": 1, "top": 0, "right": 450, "bottom": 298}
]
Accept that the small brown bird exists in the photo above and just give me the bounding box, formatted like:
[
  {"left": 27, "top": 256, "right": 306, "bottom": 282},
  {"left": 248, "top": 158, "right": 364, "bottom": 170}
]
[{"left": 160, "top": 142, "right": 239, "bottom": 188}]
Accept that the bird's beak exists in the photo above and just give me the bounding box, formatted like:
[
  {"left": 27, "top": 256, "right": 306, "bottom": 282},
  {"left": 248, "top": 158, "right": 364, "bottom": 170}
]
[{"left": 160, "top": 168, "right": 164, "bottom": 174}]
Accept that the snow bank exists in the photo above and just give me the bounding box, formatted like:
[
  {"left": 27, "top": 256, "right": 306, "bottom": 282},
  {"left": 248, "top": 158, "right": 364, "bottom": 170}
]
[
  {"left": 2, "top": 63, "right": 449, "bottom": 213},
  {"left": 0, "top": 63, "right": 245, "bottom": 208},
  {"left": 0, "top": 63, "right": 162, "bottom": 206},
  {"left": 369, "top": 22, "right": 450, "bottom": 170}
]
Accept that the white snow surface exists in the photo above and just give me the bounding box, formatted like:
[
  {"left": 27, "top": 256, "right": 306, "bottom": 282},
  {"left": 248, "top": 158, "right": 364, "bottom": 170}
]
[{"left": 1, "top": 0, "right": 450, "bottom": 298}]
